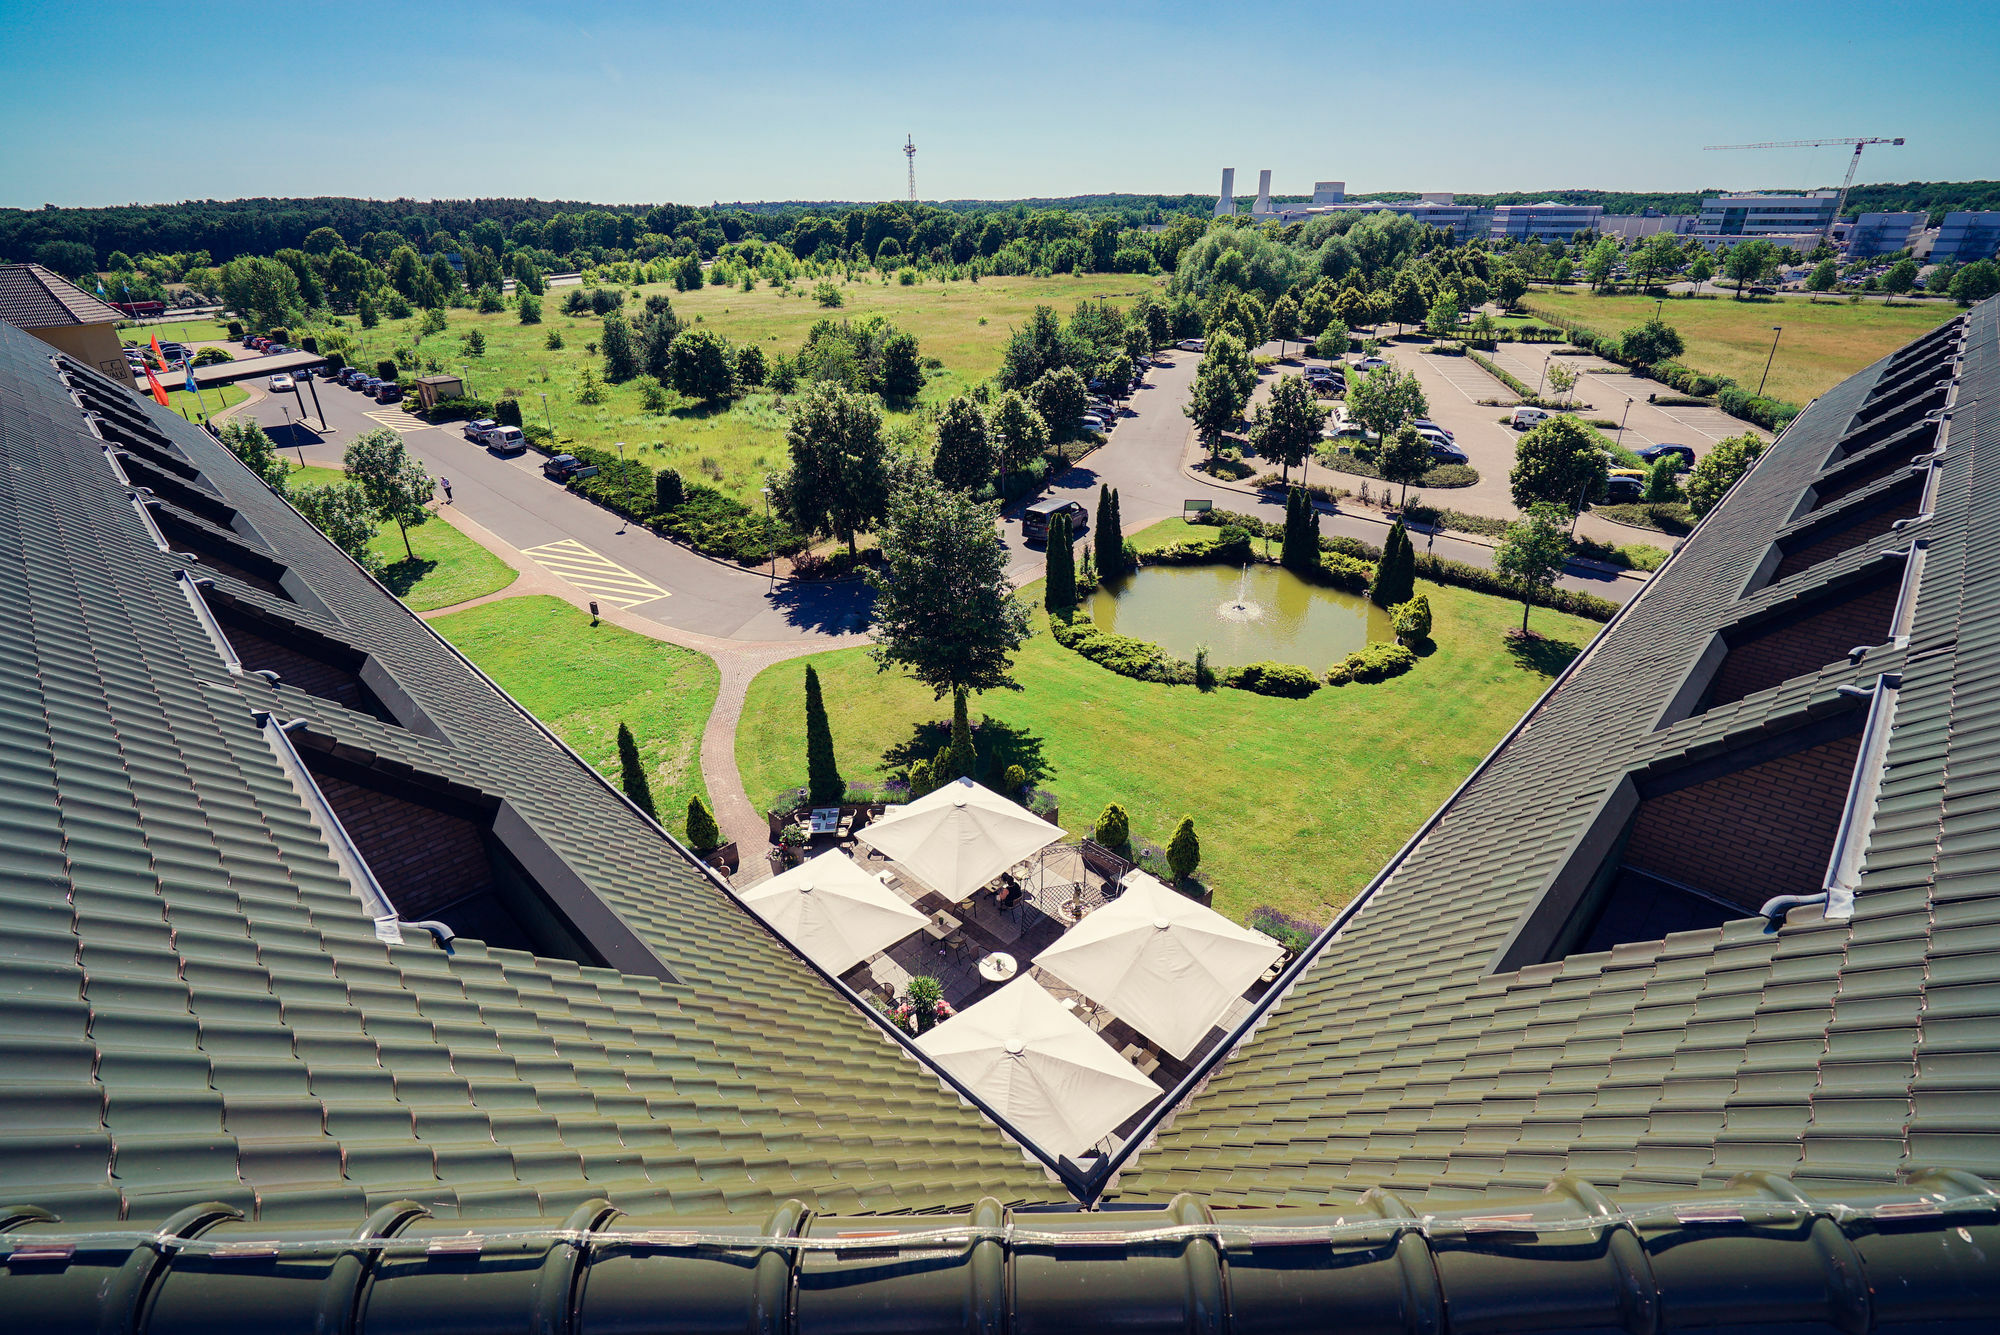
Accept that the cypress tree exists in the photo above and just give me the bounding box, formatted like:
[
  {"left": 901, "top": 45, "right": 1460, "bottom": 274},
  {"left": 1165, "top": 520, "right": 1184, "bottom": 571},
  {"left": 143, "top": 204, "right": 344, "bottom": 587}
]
[
  {"left": 1371, "top": 520, "right": 1413, "bottom": 606},
  {"left": 1109, "top": 488, "right": 1126, "bottom": 573},
  {"left": 1166, "top": 816, "right": 1201, "bottom": 883},
  {"left": 616, "top": 722, "right": 656, "bottom": 818},
  {"left": 1044, "top": 512, "right": 1075, "bottom": 610},
  {"left": 685, "top": 795, "right": 720, "bottom": 852},
  {"left": 803, "top": 664, "right": 843, "bottom": 804},
  {"left": 1094, "top": 485, "right": 1117, "bottom": 577}
]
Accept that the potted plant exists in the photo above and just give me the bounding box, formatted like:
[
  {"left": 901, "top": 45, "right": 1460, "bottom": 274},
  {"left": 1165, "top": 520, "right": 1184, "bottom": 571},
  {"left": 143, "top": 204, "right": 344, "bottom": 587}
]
[
  {"left": 776, "top": 821, "right": 809, "bottom": 867},
  {"left": 892, "top": 975, "right": 954, "bottom": 1035}
]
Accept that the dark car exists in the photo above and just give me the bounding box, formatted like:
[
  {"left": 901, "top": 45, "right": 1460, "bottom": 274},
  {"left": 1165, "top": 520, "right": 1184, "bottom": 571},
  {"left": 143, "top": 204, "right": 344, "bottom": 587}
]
[
  {"left": 542, "top": 454, "right": 598, "bottom": 481},
  {"left": 1428, "top": 441, "right": 1470, "bottom": 466},
  {"left": 357, "top": 377, "right": 382, "bottom": 395},
  {"left": 1022, "top": 497, "right": 1087, "bottom": 544},
  {"left": 373, "top": 382, "right": 403, "bottom": 403},
  {"left": 240, "top": 335, "right": 259, "bottom": 349},
  {"left": 1636, "top": 442, "right": 1696, "bottom": 470}
]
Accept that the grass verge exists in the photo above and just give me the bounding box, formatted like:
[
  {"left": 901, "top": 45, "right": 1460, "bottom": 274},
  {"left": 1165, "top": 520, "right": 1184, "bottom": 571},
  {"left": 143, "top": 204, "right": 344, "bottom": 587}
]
[
  {"left": 287, "top": 463, "right": 517, "bottom": 610},
  {"left": 431, "top": 595, "right": 717, "bottom": 825},
  {"left": 737, "top": 529, "right": 1596, "bottom": 924},
  {"left": 1522, "top": 292, "right": 1956, "bottom": 406}
]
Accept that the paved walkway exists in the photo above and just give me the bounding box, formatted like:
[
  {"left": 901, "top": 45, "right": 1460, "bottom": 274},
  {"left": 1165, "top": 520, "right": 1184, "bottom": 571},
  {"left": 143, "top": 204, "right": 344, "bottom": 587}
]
[{"left": 408, "top": 503, "right": 867, "bottom": 870}]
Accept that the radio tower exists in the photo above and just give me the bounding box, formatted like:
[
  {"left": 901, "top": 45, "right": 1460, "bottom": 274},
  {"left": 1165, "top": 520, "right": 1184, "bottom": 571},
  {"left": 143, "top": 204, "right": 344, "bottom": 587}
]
[{"left": 904, "top": 135, "right": 917, "bottom": 202}]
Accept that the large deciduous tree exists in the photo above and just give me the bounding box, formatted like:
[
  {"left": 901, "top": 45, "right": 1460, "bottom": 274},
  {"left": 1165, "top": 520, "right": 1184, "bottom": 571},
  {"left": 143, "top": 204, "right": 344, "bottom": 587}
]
[
  {"left": 1684, "top": 432, "right": 1766, "bottom": 517},
  {"left": 1509, "top": 414, "right": 1607, "bottom": 515},
  {"left": 342, "top": 427, "right": 433, "bottom": 560},
  {"left": 1496, "top": 502, "right": 1572, "bottom": 633},
  {"left": 989, "top": 391, "right": 1049, "bottom": 484},
  {"left": 867, "top": 474, "right": 1033, "bottom": 704},
  {"left": 1250, "top": 373, "right": 1327, "bottom": 484},
  {"left": 930, "top": 395, "right": 993, "bottom": 492},
  {"left": 771, "top": 381, "right": 890, "bottom": 556},
  {"left": 666, "top": 328, "right": 734, "bottom": 404},
  {"left": 1345, "top": 364, "right": 1428, "bottom": 444},
  {"left": 1377, "top": 425, "right": 1433, "bottom": 508}
]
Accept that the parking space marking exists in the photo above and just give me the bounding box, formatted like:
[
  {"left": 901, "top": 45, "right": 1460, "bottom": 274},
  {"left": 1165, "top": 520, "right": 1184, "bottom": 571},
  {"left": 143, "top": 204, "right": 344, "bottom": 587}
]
[
  {"left": 361, "top": 408, "right": 432, "bottom": 433},
  {"left": 520, "top": 538, "right": 670, "bottom": 608},
  {"left": 1420, "top": 353, "right": 1511, "bottom": 404}
]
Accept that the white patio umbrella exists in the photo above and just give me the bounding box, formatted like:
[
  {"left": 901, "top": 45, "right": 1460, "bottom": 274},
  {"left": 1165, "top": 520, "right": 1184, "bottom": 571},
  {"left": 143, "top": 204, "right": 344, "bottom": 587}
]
[
  {"left": 856, "top": 777, "right": 1064, "bottom": 904},
  {"left": 916, "top": 976, "right": 1158, "bottom": 1162},
  {"left": 1035, "top": 871, "right": 1284, "bottom": 1060},
  {"left": 737, "top": 849, "right": 930, "bottom": 975}
]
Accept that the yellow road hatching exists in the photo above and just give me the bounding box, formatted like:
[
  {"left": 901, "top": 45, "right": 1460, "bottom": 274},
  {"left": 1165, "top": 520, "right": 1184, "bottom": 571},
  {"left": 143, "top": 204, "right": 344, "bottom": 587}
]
[
  {"left": 361, "top": 408, "right": 431, "bottom": 433},
  {"left": 520, "top": 538, "right": 671, "bottom": 608}
]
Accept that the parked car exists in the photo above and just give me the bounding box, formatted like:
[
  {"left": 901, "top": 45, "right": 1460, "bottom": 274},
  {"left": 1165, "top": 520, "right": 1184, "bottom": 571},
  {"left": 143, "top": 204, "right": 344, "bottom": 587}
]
[
  {"left": 267, "top": 373, "right": 294, "bottom": 392},
  {"left": 1355, "top": 356, "right": 1390, "bottom": 372},
  {"left": 1176, "top": 338, "right": 1206, "bottom": 352},
  {"left": 463, "top": 418, "right": 499, "bottom": 442},
  {"left": 483, "top": 425, "right": 527, "bottom": 455},
  {"left": 1511, "top": 406, "right": 1552, "bottom": 431},
  {"left": 1605, "top": 469, "right": 1647, "bottom": 502},
  {"left": 374, "top": 382, "right": 403, "bottom": 403},
  {"left": 542, "top": 453, "right": 596, "bottom": 481},
  {"left": 240, "top": 335, "right": 259, "bottom": 349},
  {"left": 1022, "top": 497, "right": 1088, "bottom": 543},
  {"left": 357, "top": 377, "right": 382, "bottom": 395},
  {"left": 1411, "top": 417, "right": 1454, "bottom": 440},
  {"left": 1636, "top": 442, "right": 1696, "bottom": 470},
  {"left": 1427, "top": 441, "right": 1470, "bottom": 466},
  {"left": 251, "top": 337, "right": 271, "bottom": 351}
]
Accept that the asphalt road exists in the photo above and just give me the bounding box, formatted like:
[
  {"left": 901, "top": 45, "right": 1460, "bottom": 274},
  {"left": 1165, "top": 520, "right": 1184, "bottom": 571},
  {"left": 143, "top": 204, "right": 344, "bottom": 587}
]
[
  {"left": 240, "top": 380, "right": 871, "bottom": 641},
  {"left": 1009, "top": 350, "right": 1637, "bottom": 602}
]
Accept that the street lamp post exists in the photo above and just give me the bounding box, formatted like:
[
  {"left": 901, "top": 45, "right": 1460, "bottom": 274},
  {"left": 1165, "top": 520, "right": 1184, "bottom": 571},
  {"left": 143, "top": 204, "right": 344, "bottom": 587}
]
[
  {"left": 1758, "top": 326, "right": 1784, "bottom": 398},
  {"left": 539, "top": 391, "right": 554, "bottom": 438},
  {"left": 1536, "top": 355, "right": 1550, "bottom": 397},
  {"left": 1618, "top": 397, "right": 1633, "bottom": 446},
  {"left": 761, "top": 487, "right": 775, "bottom": 588}
]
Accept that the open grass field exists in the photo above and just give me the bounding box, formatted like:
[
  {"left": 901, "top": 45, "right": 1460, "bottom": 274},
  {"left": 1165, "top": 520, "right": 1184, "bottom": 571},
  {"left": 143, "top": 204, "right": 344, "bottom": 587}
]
[
  {"left": 310, "top": 272, "right": 1157, "bottom": 508},
  {"left": 118, "top": 318, "right": 233, "bottom": 346},
  {"left": 286, "top": 463, "right": 517, "bottom": 610},
  {"left": 1523, "top": 291, "right": 1958, "bottom": 406},
  {"left": 161, "top": 382, "right": 245, "bottom": 424},
  {"left": 737, "top": 527, "right": 1598, "bottom": 926},
  {"left": 431, "top": 595, "right": 717, "bottom": 827}
]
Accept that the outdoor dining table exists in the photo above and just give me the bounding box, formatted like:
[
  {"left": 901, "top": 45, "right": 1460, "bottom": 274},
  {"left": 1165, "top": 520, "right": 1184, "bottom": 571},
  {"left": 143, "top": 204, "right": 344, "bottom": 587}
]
[
  {"left": 977, "top": 951, "right": 1018, "bottom": 983},
  {"left": 922, "top": 910, "right": 963, "bottom": 942}
]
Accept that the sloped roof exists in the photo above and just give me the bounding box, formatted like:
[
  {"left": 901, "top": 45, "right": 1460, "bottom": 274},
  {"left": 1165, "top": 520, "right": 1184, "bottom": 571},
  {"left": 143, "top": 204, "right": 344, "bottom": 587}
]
[
  {"left": 2, "top": 306, "right": 1999, "bottom": 1326},
  {"left": 0, "top": 262, "right": 123, "bottom": 328},
  {"left": 0, "top": 317, "right": 1059, "bottom": 1227},
  {"left": 1118, "top": 302, "right": 1995, "bottom": 1204}
]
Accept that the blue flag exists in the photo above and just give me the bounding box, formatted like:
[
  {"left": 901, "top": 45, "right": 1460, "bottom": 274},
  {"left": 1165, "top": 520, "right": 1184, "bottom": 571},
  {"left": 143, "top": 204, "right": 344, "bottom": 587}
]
[
  {"left": 95, "top": 278, "right": 106, "bottom": 297},
  {"left": 184, "top": 363, "right": 198, "bottom": 394}
]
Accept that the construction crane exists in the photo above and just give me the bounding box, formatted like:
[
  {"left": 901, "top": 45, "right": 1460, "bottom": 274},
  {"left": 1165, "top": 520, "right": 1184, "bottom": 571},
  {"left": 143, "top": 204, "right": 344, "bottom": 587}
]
[
  {"left": 1703, "top": 137, "right": 1905, "bottom": 246},
  {"left": 904, "top": 135, "right": 917, "bottom": 203}
]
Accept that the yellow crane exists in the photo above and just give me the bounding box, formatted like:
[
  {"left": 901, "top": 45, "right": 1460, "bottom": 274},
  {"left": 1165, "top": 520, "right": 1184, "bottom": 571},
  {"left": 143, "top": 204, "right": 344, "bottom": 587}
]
[{"left": 1703, "top": 137, "right": 1905, "bottom": 246}]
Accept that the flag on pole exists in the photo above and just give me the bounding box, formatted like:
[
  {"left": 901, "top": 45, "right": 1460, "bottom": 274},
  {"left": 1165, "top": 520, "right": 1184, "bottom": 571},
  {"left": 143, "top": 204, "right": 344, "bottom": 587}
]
[
  {"left": 96, "top": 278, "right": 106, "bottom": 297},
  {"left": 150, "top": 332, "right": 166, "bottom": 368},
  {"left": 184, "top": 362, "right": 198, "bottom": 394},
  {"left": 144, "top": 366, "right": 170, "bottom": 407}
]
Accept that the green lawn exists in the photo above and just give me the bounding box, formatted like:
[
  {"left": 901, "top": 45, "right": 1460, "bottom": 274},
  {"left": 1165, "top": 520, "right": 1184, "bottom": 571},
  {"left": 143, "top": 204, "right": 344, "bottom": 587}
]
[
  {"left": 119, "top": 318, "right": 233, "bottom": 345},
  {"left": 286, "top": 463, "right": 517, "bottom": 610},
  {"left": 1523, "top": 291, "right": 1957, "bottom": 406},
  {"left": 737, "top": 531, "right": 1598, "bottom": 925},
  {"left": 310, "top": 272, "right": 1158, "bottom": 508},
  {"left": 161, "top": 383, "right": 246, "bottom": 424},
  {"left": 431, "top": 595, "right": 717, "bottom": 826}
]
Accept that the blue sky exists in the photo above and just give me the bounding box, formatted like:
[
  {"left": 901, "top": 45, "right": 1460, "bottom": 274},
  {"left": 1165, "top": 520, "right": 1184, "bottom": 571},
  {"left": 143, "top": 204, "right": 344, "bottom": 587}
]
[{"left": 3, "top": 0, "right": 1994, "bottom": 208}]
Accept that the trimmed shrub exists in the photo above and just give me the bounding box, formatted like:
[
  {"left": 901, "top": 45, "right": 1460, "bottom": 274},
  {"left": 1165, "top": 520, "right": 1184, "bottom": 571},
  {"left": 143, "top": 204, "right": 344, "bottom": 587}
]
[
  {"left": 423, "top": 396, "right": 493, "bottom": 424},
  {"left": 1093, "top": 803, "right": 1130, "bottom": 850},
  {"left": 494, "top": 397, "right": 523, "bottom": 427},
  {"left": 1322, "top": 453, "right": 1480, "bottom": 488},
  {"left": 1227, "top": 661, "right": 1321, "bottom": 698},
  {"left": 685, "top": 796, "right": 720, "bottom": 852},
  {"left": 1326, "top": 642, "right": 1416, "bottom": 685},
  {"left": 1050, "top": 612, "right": 1195, "bottom": 686},
  {"left": 654, "top": 466, "right": 685, "bottom": 512},
  {"left": 1594, "top": 501, "right": 1694, "bottom": 535},
  {"left": 225, "top": 320, "right": 244, "bottom": 338},
  {"left": 1166, "top": 817, "right": 1201, "bottom": 882},
  {"left": 1391, "top": 594, "right": 1432, "bottom": 643},
  {"left": 375, "top": 359, "right": 397, "bottom": 381}
]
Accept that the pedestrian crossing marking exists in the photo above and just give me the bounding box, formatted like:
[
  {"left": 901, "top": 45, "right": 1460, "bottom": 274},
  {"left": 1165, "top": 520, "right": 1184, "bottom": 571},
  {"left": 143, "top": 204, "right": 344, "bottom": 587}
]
[
  {"left": 521, "top": 538, "right": 670, "bottom": 608},
  {"left": 362, "top": 408, "right": 430, "bottom": 433}
]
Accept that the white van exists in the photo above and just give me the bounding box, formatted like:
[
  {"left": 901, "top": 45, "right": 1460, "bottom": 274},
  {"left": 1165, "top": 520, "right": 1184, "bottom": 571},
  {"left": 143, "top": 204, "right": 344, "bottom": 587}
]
[
  {"left": 481, "top": 425, "right": 527, "bottom": 454},
  {"left": 1511, "top": 406, "right": 1551, "bottom": 431}
]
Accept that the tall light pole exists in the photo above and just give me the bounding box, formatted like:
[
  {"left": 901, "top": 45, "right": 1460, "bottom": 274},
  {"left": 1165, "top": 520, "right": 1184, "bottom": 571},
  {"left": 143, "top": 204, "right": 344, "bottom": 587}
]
[
  {"left": 539, "top": 391, "right": 554, "bottom": 438},
  {"left": 1617, "top": 397, "right": 1633, "bottom": 446},
  {"left": 1536, "top": 354, "right": 1550, "bottom": 397},
  {"left": 761, "top": 487, "right": 775, "bottom": 588},
  {"left": 1757, "top": 326, "right": 1784, "bottom": 398}
]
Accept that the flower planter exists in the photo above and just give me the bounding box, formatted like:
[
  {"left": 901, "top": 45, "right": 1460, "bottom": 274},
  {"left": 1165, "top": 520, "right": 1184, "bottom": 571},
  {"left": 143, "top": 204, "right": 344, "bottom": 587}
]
[{"left": 702, "top": 841, "right": 738, "bottom": 873}]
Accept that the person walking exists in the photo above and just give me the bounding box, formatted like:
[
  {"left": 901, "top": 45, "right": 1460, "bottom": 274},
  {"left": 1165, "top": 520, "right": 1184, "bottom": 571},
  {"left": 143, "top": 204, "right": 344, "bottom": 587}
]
[{"left": 439, "top": 476, "right": 453, "bottom": 505}]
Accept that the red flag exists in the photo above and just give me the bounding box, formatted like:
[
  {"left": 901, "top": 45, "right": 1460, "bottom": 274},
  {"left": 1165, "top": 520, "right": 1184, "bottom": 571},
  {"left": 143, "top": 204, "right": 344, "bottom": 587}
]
[
  {"left": 149, "top": 332, "right": 165, "bottom": 367},
  {"left": 144, "top": 365, "right": 170, "bottom": 407}
]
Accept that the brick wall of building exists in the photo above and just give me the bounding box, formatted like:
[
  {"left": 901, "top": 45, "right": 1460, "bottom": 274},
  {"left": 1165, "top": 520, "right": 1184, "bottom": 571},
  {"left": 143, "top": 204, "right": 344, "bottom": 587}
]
[
  {"left": 311, "top": 770, "right": 493, "bottom": 921},
  {"left": 1774, "top": 492, "right": 1922, "bottom": 582},
  {"left": 221, "top": 622, "right": 377, "bottom": 715},
  {"left": 1623, "top": 730, "right": 1862, "bottom": 914},
  {"left": 1707, "top": 578, "right": 1901, "bottom": 709}
]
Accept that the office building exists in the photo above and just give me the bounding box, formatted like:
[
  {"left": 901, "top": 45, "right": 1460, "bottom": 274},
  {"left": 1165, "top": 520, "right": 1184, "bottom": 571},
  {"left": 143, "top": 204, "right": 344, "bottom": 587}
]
[
  {"left": 1695, "top": 190, "right": 1839, "bottom": 239},
  {"left": 1932, "top": 211, "right": 2000, "bottom": 264},
  {"left": 1487, "top": 202, "right": 1605, "bottom": 243},
  {"left": 1844, "top": 212, "right": 1926, "bottom": 259}
]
